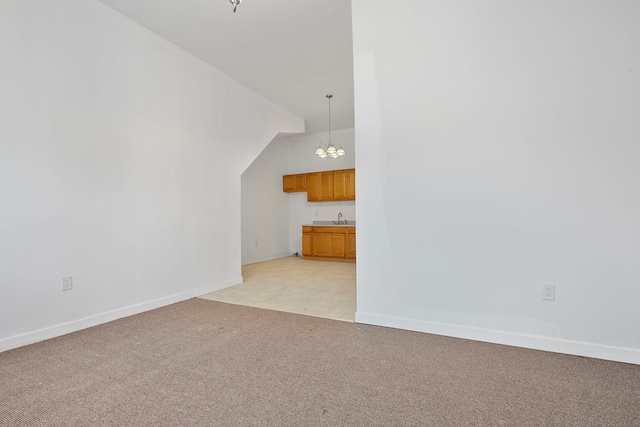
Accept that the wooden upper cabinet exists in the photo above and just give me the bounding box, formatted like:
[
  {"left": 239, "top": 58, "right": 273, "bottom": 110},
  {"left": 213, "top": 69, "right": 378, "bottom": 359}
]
[
  {"left": 319, "top": 172, "right": 333, "bottom": 200},
  {"left": 345, "top": 169, "right": 356, "bottom": 199},
  {"left": 307, "top": 171, "right": 333, "bottom": 202},
  {"left": 333, "top": 170, "right": 347, "bottom": 199},
  {"left": 283, "top": 173, "right": 307, "bottom": 192},
  {"left": 284, "top": 168, "right": 354, "bottom": 201},
  {"left": 333, "top": 169, "right": 355, "bottom": 200},
  {"left": 306, "top": 173, "right": 319, "bottom": 201}
]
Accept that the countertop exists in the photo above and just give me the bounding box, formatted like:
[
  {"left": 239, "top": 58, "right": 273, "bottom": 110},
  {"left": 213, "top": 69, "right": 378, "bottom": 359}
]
[{"left": 303, "top": 221, "right": 356, "bottom": 227}]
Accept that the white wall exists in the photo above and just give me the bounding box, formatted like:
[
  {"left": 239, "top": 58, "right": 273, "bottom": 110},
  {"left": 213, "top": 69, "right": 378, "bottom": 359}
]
[
  {"left": 0, "top": 0, "right": 303, "bottom": 351},
  {"left": 241, "top": 137, "right": 291, "bottom": 265},
  {"left": 352, "top": 0, "right": 640, "bottom": 364},
  {"left": 286, "top": 129, "right": 356, "bottom": 254}
]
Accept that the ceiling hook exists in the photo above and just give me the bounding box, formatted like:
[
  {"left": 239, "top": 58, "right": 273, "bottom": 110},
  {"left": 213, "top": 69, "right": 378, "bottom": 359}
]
[{"left": 229, "top": 0, "right": 242, "bottom": 13}]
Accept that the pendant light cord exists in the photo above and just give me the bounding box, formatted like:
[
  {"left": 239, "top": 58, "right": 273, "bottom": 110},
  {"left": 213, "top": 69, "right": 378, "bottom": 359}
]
[
  {"left": 315, "top": 94, "right": 343, "bottom": 158},
  {"left": 327, "top": 94, "right": 333, "bottom": 144}
]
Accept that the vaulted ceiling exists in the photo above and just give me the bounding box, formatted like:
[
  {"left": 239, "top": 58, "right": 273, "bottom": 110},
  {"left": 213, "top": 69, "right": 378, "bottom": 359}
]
[{"left": 96, "top": 0, "right": 354, "bottom": 133}]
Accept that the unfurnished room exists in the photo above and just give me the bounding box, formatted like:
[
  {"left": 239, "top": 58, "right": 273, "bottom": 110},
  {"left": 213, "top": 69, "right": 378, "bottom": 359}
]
[{"left": 1, "top": 1, "right": 639, "bottom": 426}]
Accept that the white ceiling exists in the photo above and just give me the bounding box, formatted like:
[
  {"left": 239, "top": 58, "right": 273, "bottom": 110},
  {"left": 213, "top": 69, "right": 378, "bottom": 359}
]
[{"left": 96, "top": 0, "right": 354, "bottom": 134}]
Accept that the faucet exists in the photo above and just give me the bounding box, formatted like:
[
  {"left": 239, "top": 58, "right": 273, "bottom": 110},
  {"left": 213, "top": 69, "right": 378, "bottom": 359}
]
[{"left": 338, "top": 212, "right": 343, "bottom": 224}]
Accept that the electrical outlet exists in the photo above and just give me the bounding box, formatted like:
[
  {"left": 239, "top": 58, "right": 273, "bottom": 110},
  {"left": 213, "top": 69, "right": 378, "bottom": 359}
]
[
  {"left": 543, "top": 284, "right": 555, "bottom": 301},
  {"left": 255, "top": 241, "right": 258, "bottom": 247},
  {"left": 62, "top": 276, "right": 73, "bottom": 291}
]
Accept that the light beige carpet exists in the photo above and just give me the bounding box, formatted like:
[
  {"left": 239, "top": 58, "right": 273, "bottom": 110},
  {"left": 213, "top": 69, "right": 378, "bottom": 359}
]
[
  {"left": 1, "top": 299, "right": 639, "bottom": 427},
  {"left": 200, "top": 256, "right": 356, "bottom": 321}
]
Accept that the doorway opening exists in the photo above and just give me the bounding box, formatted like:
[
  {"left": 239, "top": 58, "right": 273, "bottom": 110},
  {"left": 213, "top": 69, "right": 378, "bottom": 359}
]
[{"left": 199, "top": 133, "right": 356, "bottom": 322}]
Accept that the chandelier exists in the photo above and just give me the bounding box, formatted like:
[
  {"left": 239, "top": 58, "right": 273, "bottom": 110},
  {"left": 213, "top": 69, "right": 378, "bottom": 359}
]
[
  {"left": 315, "top": 94, "right": 345, "bottom": 158},
  {"left": 229, "top": 0, "right": 241, "bottom": 13}
]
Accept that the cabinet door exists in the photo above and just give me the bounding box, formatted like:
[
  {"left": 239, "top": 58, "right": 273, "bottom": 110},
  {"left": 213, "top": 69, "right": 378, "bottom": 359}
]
[
  {"left": 312, "top": 233, "right": 332, "bottom": 256},
  {"left": 319, "top": 171, "right": 333, "bottom": 200},
  {"left": 283, "top": 175, "right": 296, "bottom": 192},
  {"left": 347, "top": 229, "right": 356, "bottom": 259},
  {"left": 333, "top": 169, "right": 355, "bottom": 200},
  {"left": 307, "top": 172, "right": 333, "bottom": 201},
  {"left": 295, "top": 174, "right": 307, "bottom": 191},
  {"left": 302, "top": 232, "right": 313, "bottom": 256},
  {"left": 333, "top": 170, "right": 347, "bottom": 200},
  {"left": 306, "top": 173, "right": 320, "bottom": 201},
  {"left": 283, "top": 173, "right": 307, "bottom": 192},
  {"left": 329, "top": 233, "right": 346, "bottom": 257},
  {"left": 345, "top": 169, "right": 356, "bottom": 200}
]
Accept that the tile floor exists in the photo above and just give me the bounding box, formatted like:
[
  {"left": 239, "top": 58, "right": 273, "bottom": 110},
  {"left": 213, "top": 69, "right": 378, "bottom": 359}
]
[{"left": 199, "top": 256, "right": 356, "bottom": 321}]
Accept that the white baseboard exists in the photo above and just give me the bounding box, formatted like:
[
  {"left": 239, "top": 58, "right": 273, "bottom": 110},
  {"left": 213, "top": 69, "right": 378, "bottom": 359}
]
[
  {"left": 242, "top": 252, "right": 292, "bottom": 266},
  {"left": 0, "top": 276, "right": 242, "bottom": 354},
  {"left": 355, "top": 311, "right": 640, "bottom": 365}
]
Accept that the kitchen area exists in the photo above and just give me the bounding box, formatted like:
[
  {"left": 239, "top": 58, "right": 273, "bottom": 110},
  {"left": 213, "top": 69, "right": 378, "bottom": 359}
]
[
  {"left": 284, "top": 168, "right": 356, "bottom": 262},
  {"left": 200, "top": 129, "right": 357, "bottom": 321}
]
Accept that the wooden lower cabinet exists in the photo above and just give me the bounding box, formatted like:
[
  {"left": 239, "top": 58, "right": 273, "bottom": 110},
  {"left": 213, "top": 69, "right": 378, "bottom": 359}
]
[
  {"left": 329, "top": 234, "right": 346, "bottom": 257},
  {"left": 302, "top": 227, "right": 313, "bottom": 256},
  {"left": 312, "top": 233, "right": 332, "bottom": 256},
  {"left": 302, "top": 226, "right": 355, "bottom": 261},
  {"left": 347, "top": 229, "right": 356, "bottom": 259}
]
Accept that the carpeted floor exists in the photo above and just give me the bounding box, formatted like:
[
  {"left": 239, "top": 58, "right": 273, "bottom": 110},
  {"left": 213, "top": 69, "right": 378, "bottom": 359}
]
[{"left": 1, "top": 299, "right": 639, "bottom": 426}]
